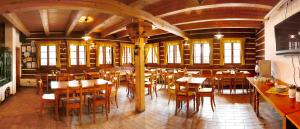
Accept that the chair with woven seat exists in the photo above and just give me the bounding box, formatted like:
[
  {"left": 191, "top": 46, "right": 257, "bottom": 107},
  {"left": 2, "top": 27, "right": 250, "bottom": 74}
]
[
  {"left": 166, "top": 74, "right": 176, "bottom": 104},
  {"left": 38, "top": 79, "right": 55, "bottom": 115},
  {"left": 87, "top": 83, "right": 110, "bottom": 123},
  {"left": 233, "top": 72, "right": 246, "bottom": 94},
  {"left": 196, "top": 77, "right": 216, "bottom": 112},
  {"left": 175, "top": 81, "right": 196, "bottom": 118}
]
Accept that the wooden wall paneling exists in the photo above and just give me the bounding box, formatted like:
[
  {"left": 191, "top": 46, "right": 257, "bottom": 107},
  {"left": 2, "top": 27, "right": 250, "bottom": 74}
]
[{"left": 256, "top": 25, "right": 265, "bottom": 60}]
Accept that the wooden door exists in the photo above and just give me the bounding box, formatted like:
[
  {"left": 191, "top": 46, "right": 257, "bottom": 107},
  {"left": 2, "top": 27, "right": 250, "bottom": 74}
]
[{"left": 16, "top": 47, "right": 20, "bottom": 87}]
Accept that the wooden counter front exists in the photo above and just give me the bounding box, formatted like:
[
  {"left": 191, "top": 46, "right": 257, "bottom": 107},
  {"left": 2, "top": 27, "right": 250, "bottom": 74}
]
[
  {"left": 247, "top": 77, "right": 300, "bottom": 129},
  {"left": 247, "top": 77, "right": 300, "bottom": 117},
  {"left": 287, "top": 111, "right": 300, "bottom": 129}
]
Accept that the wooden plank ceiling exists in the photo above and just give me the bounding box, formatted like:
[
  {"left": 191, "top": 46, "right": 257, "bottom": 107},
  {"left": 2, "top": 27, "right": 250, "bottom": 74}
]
[{"left": 0, "top": 0, "right": 279, "bottom": 40}]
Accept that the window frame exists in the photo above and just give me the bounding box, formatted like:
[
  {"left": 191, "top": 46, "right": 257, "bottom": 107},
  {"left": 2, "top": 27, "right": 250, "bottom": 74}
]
[
  {"left": 40, "top": 45, "right": 56, "bottom": 67},
  {"left": 146, "top": 47, "right": 158, "bottom": 64},
  {"left": 98, "top": 46, "right": 113, "bottom": 65},
  {"left": 70, "top": 45, "right": 86, "bottom": 66},
  {"left": 193, "top": 43, "right": 210, "bottom": 64},
  {"left": 224, "top": 42, "right": 241, "bottom": 64},
  {"left": 122, "top": 47, "right": 133, "bottom": 64},
  {"left": 167, "top": 45, "right": 181, "bottom": 64}
]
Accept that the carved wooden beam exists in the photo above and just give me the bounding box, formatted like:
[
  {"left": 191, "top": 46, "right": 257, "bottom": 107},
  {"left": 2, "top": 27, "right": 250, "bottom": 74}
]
[
  {"left": 39, "top": 9, "right": 50, "bottom": 36},
  {"left": 66, "top": 10, "right": 83, "bottom": 36},
  {"left": 2, "top": 13, "right": 30, "bottom": 36}
]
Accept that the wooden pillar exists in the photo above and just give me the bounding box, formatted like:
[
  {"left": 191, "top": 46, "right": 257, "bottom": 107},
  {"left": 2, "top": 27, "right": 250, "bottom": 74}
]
[{"left": 126, "top": 19, "right": 151, "bottom": 112}]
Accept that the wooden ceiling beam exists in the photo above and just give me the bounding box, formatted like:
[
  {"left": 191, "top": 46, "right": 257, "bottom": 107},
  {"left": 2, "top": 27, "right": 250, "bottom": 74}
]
[
  {"left": 85, "top": 0, "right": 163, "bottom": 36},
  {"left": 115, "top": 20, "right": 262, "bottom": 38},
  {"left": 102, "top": 2, "right": 272, "bottom": 37},
  {"left": 39, "top": 9, "right": 50, "bottom": 36},
  {"left": 0, "top": 0, "right": 188, "bottom": 39},
  {"left": 2, "top": 13, "right": 30, "bottom": 36},
  {"left": 66, "top": 10, "right": 84, "bottom": 36},
  {"left": 157, "top": 3, "right": 273, "bottom": 18}
]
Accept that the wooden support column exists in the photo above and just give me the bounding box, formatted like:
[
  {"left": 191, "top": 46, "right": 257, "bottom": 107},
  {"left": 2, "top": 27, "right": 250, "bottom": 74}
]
[{"left": 126, "top": 19, "right": 151, "bottom": 112}]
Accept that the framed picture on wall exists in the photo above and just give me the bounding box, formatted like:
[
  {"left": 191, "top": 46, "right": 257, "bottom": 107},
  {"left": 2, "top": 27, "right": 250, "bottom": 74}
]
[
  {"left": 26, "top": 62, "right": 32, "bottom": 68},
  {"left": 22, "top": 46, "right": 26, "bottom": 52},
  {"left": 26, "top": 46, "right": 31, "bottom": 52}
]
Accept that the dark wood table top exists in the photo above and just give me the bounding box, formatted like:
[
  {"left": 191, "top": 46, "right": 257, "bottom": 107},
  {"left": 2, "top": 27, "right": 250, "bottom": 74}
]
[{"left": 247, "top": 77, "right": 300, "bottom": 117}]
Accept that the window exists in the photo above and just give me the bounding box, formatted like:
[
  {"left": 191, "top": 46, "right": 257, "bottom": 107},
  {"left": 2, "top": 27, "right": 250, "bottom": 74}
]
[
  {"left": 147, "top": 47, "right": 158, "bottom": 63},
  {"left": 99, "top": 46, "right": 113, "bottom": 65},
  {"left": 122, "top": 47, "right": 132, "bottom": 64},
  {"left": 40, "top": 45, "right": 56, "bottom": 66},
  {"left": 224, "top": 42, "right": 241, "bottom": 64},
  {"left": 193, "top": 43, "right": 210, "bottom": 64},
  {"left": 167, "top": 45, "right": 181, "bottom": 64},
  {"left": 70, "top": 45, "right": 86, "bottom": 65}
]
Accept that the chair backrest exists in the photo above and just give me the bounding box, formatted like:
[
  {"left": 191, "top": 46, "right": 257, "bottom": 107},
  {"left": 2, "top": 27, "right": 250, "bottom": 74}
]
[
  {"left": 175, "top": 81, "right": 189, "bottom": 96},
  {"left": 57, "top": 73, "right": 72, "bottom": 81},
  {"left": 66, "top": 85, "right": 82, "bottom": 105},
  {"left": 93, "top": 83, "right": 109, "bottom": 101},
  {"left": 38, "top": 79, "right": 44, "bottom": 99}
]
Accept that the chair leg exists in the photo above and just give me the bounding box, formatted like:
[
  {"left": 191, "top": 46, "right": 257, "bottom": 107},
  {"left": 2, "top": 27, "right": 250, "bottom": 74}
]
[
  {"left": 105, "top": 104, "right": 108, "bottom": 120},
  {"left": 175, "top": 99, "right": 178, "bottom": 115},
  {"left": 210, "top": 97, "right": 214, "bottom": 112},
  {"left": 149, "top": 87, "right": 153, "bottom": 99},
  {"left": 186, "top": 99, "right": 189, "bottom": 118},
  {"left": 40, "top": 102, "right": 44, "bottom": 115},
  {"left": 115, "top": 95, "right": 118, "bottom": 108},
  {"left": 93, "top": 103, "right": 96, "bottom": 123},
  {"left": 154, "top": 85, "right": 158, "bottom": 97},
  {"left": 168, "top": 94, "right": 171, "bottom": 105}
]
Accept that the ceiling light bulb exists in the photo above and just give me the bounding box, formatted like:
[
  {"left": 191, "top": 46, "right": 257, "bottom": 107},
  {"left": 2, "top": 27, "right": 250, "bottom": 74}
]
[
  {"left": 290, "top": 34, "right": 296, "bottom": 39},
  {"left": 82, "top": 35, "right": 91, "bottom": 41},
  {"left": 214, "top": 32, "right": 224, "bottom": 39}
]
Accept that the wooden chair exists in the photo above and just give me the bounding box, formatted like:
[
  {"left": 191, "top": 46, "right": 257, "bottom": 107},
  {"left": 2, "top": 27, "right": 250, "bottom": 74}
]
[
  {"left": 196, "top": 77, "right": 216, "bottom": 112},
  {"left": 38, "top": 79, "right": 55, "bottom": 114},
  {"left": 56, "top": 73, "right": 71, "bottom": 81},
  {"left": 126, "top": 73, "right": 135, "bottom": 98},
  {"left": 175, "top": 81, "right": 196, "bottom": 118},
  {"left": 36, "top": 74, "right": 49, "bottom": 94},
  {"left": 87, "top": 83, "right": 109, "bottom": 123},
  {"left": 220, "top": 72, "right": 232, "bottom": 94},
  {"left": 64, "top": 85, "right": 83, "bottom": 121},
  {"left": 145, "top": 74, "right": 158, "bottom": 99},
  {"left": 110, "top": 72, "right": 120, "bottom": 108},
  {"left": 233, "top": 72, "right": 246, "bottom": 94},
  {"left": 166, "top": 74, "right": 176, "bottom": 104}
]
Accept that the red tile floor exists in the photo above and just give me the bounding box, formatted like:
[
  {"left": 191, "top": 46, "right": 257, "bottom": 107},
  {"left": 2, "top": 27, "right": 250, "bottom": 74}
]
[{"left": 0, "top": 85, "right": 281, "bottom": 129}]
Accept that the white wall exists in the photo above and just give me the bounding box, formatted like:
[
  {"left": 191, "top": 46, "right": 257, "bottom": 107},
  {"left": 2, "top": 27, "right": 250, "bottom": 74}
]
[
  {"left": 265, "top": 0, "right": 300, "bottom": 85},
  {"left": 0, "top": 22, "right": 20, "bottom": 101}
]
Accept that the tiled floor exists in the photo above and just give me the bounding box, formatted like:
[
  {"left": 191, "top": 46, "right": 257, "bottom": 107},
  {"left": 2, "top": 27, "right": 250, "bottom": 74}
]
[{"left": 0, "top": 85, "right": 281, "bottom": 129}]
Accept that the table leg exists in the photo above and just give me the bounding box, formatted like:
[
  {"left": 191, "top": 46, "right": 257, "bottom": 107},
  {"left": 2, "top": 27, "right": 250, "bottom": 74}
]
[
  {"left": 249, "top": 83, "right": 252, "bottom": 104},
  {"left": 55, "top": 93, "right": 59, "bottom": 120},
  {"left": 255, "top": 89, "right": 260, "bottom": 116},
  {"left": 283, "top": 117, "right": 287, "bottom": 129}
]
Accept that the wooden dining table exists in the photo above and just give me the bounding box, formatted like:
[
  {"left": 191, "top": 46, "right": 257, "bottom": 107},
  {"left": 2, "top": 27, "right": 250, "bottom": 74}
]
[
  {"left": 176, "top": 77, "right": 206, "bottom": 88},
  {"left": 50, "top": 79, "right": 113, "bottom": 120}
]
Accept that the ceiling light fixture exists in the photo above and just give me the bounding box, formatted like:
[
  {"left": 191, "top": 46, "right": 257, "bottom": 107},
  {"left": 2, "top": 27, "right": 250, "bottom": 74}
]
[
  {"left": 82, "top": 35, "right": 91, "bottom": 41},
  {"left": 290, "top": 34, "right": 296, "bottom": 39},
  {"left": 79, "top": 16, "right": 94, "bottom": 23},
  {"left": 214, "top": 32, "right": 224, "bottom": 39}
]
